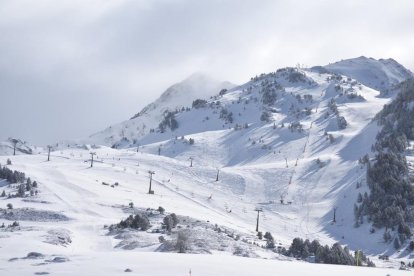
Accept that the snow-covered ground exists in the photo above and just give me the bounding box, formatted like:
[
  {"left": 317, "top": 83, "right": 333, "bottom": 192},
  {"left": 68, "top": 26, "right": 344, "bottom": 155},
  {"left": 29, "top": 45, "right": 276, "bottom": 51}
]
[
  {"left": 3, "top": 251, "right": 411, "bottom": 276},
  {"left": 0, "top": 147, "right": 411, "bottom": 275}
]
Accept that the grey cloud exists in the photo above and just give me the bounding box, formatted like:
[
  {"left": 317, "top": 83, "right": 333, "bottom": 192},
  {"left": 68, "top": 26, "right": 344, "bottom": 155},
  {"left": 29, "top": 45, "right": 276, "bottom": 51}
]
[{"left": 0, "top": 0, "right": 413, "bottom": 144}]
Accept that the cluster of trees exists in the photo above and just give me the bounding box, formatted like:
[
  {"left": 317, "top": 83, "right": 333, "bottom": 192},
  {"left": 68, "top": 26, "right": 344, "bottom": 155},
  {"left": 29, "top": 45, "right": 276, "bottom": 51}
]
[
  {"left": 355, "top": 79, "right": 414, "bottom": 244},
  {"left": 337, "top": 116, "right": 348, "bottom": 129},
  {"left": 159, "top": 111, "right": 178, "bottom": 133},
  {"left": 112, "top": 214, "right": 151, "bottom": 231},
  {"left": 328, "top": 98, "right": 348, "bottom": 129},
  {"left": 15, "top": 178, "right": 38, "bottom": 197},
  {"left": 257, "top": 231, "right": 275, "bottom": 249},
  {"left": 327, "top": 74, "right": 343, "bottom": 82},
  {"left": 219, "top": 108, "right": 233, "bottom": 124},
  {"left": 288, "top": 122, "right": 304, "bottom": 133},
  {"left": 233, "top": 123, "right": 249, "bottom": 131},
  {"left": 250, "top": 73, "right": 269, "bottom": 82},
  {"left": 260, "top": 111, "right": 272, "bottom": 122},
  {"left": 284, "top": 238, "right": 375, "bottom": 267},
  {"left": 162, "top": 213, "right": 179, "bottom": 232},
  {"left": 219, "top": 88, "right": 228, "bottom": 96},
  {"left": 276, "top": 67, "right": 315, "bottom": 85},
  {"left": 175, "top": 230, "right": 189, "bottom": 253},
  {"left": 400, "top": 260, "right": 414, "bottom": 269},
  {"left": 261, "top": 88, "right": 277, "bottom": 106},
  {"left": 111, "top": 208, "right": 180, "bottom": 234},
  {"left": 328, "top": 98, "right": 339, "bottom": 115},
  {"left": 0, "top": 164, "right": 25, "bottom": 183},
  {"left": 303, "top": 94, "right": 313, "bottom": 102},
  {"left": 192, "top": 99, "right": 207, "bottom": 109},
  {"left": 159, "top": 229, "right": 190, "bottom": 253},
  {"left": 0, "top": 165, "right": 37, "bottom": 198},
  {"left": 347, "top": 92, "right": 365, "bottom": 101},
  {"left": 260, "top": 81, "right": 281, "bottom": 106},
  {"left": 0, "top": 221, "right": 19, "bottom": 229}
]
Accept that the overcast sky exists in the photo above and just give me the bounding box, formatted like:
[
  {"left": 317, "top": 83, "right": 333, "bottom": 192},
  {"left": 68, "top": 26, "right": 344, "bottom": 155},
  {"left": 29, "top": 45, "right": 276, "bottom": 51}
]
[{"left": 1, "top": 0, "right": 413, "bottom": 145}]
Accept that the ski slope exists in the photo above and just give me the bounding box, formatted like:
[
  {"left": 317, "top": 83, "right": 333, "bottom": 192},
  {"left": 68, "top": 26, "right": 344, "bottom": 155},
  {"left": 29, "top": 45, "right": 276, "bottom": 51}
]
[
  {"left": 1, "top": 57, "right": 413, "bottom": 274},
  {"left": 0, "top": 146, "right": 409, "bottom": 275}
]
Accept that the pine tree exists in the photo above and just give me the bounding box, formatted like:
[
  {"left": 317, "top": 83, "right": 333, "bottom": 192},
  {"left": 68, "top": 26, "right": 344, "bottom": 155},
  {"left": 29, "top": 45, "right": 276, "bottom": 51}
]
[
  {"left": 264, "top": 232, "right": 275, "bottom": 248},
  {"left": 17, "top": 183, "right": 26, "bottom": 197},
  {"left": 157, "top": 206, "right": 165, "bottom": 214},
  {"left": 302, "top": 244, "right": 310, "bottom": 259},
  {"left": 408, "top": 241, "right": 414, "bottom": 251},
  {"left": 383, "top": 230, "right": 391, "bottom": 242},
  {"left": 357, "top": 193, "right": 363, "bottom": 203},
  {"left": 163, "top": 215, "right": 173, "bottom": 232},
  {"left": 26, "top": 178, "right": 32, "bottom": 192},
  {"left": 394, "top": 237, "right": 401, "bottom": 249}
]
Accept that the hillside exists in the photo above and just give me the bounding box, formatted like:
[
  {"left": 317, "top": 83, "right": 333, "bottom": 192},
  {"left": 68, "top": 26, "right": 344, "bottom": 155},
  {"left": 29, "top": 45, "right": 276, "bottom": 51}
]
[
  {"left": 83, "top": 57, "right": 414, "bottom": 256},
  {"left": 1, "top": 57, "right": 413, "bottom": 274},
  {"left": 0, "top": 138, "right": 35, "bottom": 156},
  {"left": 89, "top": 73, "right": 235, "bottom": 147},
  {"left": 324, "top": 56, "right": 413, "bottom": 94}
]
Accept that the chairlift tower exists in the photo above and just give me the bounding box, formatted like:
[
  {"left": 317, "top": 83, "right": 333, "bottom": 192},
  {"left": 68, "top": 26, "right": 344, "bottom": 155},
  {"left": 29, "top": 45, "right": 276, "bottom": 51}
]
[
  {"left": 47, "top": 145, "right": 52, "bottom": 161},
  {"left": 255, "top": 208, "right": 263, "bottom": 232},
  {"left": 148, "top": 170, "right": 155, "bottom": 194},
  {"left": 90, "top": 152, "right": 96, "bottom": 167}
]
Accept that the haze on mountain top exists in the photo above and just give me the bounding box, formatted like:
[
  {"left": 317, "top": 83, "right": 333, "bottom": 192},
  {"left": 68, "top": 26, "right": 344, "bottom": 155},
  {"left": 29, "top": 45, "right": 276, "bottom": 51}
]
[{"left": 0, "top": 0, "right": 413, "bottom": 144}]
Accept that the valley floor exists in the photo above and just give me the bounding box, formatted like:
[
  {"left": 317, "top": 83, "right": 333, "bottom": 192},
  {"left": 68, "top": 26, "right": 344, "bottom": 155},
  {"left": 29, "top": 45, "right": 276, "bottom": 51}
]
[{"left": 2, "top": 251, "right": 410, "bottom": 276}]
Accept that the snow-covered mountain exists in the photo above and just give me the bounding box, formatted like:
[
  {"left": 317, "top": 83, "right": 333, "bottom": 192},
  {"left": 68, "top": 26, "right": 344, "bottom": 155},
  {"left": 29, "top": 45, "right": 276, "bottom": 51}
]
[
  {"left": 89, "top": 73, "right": 235, "bottom": 147},
  {"left": 131, "top": 73, "right": 235, "bottom": 120},
  {"left": 96, "top": 57, "right": 413, "bottom": 151},
  {"left": 1, "top": 57, "right": 413, "bottom": 275},
  {"left": 323, "top": 56, "right": 413, "bottom": 93},
  {"left": 81, "top": 56, "right": 414, "bottom": 256}
]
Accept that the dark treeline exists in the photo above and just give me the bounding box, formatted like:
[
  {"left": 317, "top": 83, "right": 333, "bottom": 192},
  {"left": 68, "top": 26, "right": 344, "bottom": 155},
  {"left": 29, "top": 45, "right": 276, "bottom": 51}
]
[
  {"left": 284, "top": 237, "right": 375, "bottom": 267},
  {"left": 0, "top": 163, "right": 38, "bottom": 198},
  {"left": 354, "top": 79, "right": 414, "bottom": 246},
  {"left": 0, "top": 163, "right": 25, "bottom": 184},
  {"left": 159, "top": 111, "right": 178, "bottom": 132}
]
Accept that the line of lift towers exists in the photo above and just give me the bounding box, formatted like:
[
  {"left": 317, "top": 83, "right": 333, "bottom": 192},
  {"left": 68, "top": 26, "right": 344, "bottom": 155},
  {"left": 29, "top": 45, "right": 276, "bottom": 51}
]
[
  {"left": 42, "top": 144, "right": 267, "bottom": 233},
  {"left": 43, "top": 145, "right": 337, "bottom": 233}
]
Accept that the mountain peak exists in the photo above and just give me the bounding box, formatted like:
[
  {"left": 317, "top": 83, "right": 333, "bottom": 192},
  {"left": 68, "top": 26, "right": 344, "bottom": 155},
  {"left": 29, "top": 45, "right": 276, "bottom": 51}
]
[
  {"left": 183, "top": 72, "right": 214, "bottom": 82},
  {"left": 131, "top": 73, "right": 235, "bottom": 119},
  {"left": 88, "top": 73, "right": 235, "bottom": 145},
  {"left": 324, "top": 56, "right": 413, "bottom": 92}
]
